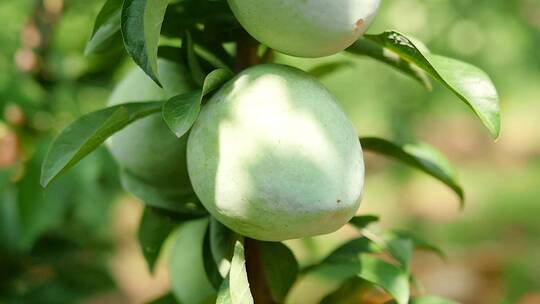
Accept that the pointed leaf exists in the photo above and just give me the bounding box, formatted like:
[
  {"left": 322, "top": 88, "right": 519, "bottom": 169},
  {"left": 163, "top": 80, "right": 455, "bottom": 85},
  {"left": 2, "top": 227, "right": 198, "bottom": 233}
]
[
  {"left": 138, "top": 206, "right": 197, "bottom": 273},
  {"left": 349, "top": 31, "right": 500, "bottom": 139},
  {"left": 210, "top": 218, "right": 237, "bottom": 278},
  {"left": 85, "top": 0, "right": 123, "bottom": 55},
  {"left": 308, "top": 61, "right": 353, "bottom": 79},
  {"left": 121, "top": 0, "right": 170, "bottom": 86},
  {"left": 162, "top": 68, "right": 233, "bottom": 137},
  {"left": 392, "top": 230, "right": 446, "bottom": 260},
  {"left": 361, "top": 137, "right": 464, "bottom": 207},
  {"left": 258, "top": 242, "right": 299, "bottom": 302},
  {"left": 41, "top": 102, "right": 162, "bottom": 187},
  {"left": 216, "top": 275, "right": 233, "bottom": 304},
  {"left": 349, "top": 215, "right": 380, "bottom": 230},
  {"left": 355, "top": 255, "right": 410, "bottom": 304},
  {"left": 229, "top": 240, "right": 254, "bottom": 304},
  {"left": 182, "top": 31, "right": 205, "bottom": 86}
]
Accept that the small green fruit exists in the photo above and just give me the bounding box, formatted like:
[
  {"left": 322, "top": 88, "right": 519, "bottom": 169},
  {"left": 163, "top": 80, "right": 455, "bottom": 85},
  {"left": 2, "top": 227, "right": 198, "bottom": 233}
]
[
  {"left": 107, "top": 59, "right": 195, "bottom": 189},
  {"left": 227, "top": 0, "right": 380, "bottom": 58},
  {"left": 187, "top": 64, "right": 364, "bottom": 241}
]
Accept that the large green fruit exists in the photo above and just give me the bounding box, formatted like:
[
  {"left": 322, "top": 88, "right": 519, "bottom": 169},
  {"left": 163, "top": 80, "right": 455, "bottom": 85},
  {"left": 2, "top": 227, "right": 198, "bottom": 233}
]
[
  {"left": 227, "top": 0, "right": 380, "bottom": 58},
  {"left": 187, "top": 64, "right": 364, "bottom": 241},
  {"left": 107, "top": 59, "right": 195, "bottom": 189}
]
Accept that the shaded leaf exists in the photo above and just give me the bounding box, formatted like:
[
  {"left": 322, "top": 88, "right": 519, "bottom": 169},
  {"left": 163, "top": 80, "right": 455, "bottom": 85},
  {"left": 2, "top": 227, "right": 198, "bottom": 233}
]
[
  {"left": 41, "top": 102, "right": 162, "bottom": 187},
  {"left": 121, "top": 0, "right": 171, "bottom": 86},
  {"left": 258, "top": 242, "right": 299, "bottom": 302},
  {"left": 120, "top": 169, "right": 207, "bottom": 215},
  {"left": 349, "top": 31, "right": 500, "bottom": 139},
  {"left": 361, "top": 137, "right": 464, "bottom": 207},
  {"left": 162, "top": 68, "right": 233, "bottom": 137},
  {"left": 138, "top": 206, "right": 193, "bottom": 273},
  {"left": 349, "top": 215, "right": 380, "bottom": 230},
  {"left": 392, "top": 230, "right": 446, "bottom": 260},
  {"left": 210, "top": 218, "right": 237, "bottom": 278},
  {"left": 148, "top": 292, "right": 178, "bottom": 304},
  {"left": 85, "top": 0, "right": 123, "bottom": 55},
  {"left": 320, "top": 278, "right": 373, "bottom": 304},
  {"left": 308, "top": 61, "right": 353, "bottom": 79},
  {"left": 323, "top": 237, "right": 380, "bottom": 265},
  {"left": 182, "top": 31, "right": 206, "bottom": 86}
]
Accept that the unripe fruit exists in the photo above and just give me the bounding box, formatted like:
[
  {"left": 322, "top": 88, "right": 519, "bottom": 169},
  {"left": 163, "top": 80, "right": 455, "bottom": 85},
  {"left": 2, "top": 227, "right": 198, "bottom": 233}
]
[
  {"left": 187, "top": 64, "right": 364, "bottom": 241},
  {"left": 107, "top": 59, "right": 195, "bottom": 189},
  {"left": 227, "top": 0, "right": 380, "bottom": 58}
]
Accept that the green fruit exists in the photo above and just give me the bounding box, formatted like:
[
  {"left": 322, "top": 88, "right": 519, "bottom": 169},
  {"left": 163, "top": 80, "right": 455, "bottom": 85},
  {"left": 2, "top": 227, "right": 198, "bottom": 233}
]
[
  {"left": 227, "top": 0, "right": 380, "bottom": 58},
  {"left": 107, "top": 59, "right": 195, "bottom": 189},
  {"left": 187, "top": 64, "right": 364, "bottom": 241}
]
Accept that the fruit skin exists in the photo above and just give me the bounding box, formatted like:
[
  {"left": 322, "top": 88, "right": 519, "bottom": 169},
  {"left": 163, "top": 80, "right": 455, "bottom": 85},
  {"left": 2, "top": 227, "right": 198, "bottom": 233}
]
[
  {"left": 227, "top": 0, "right": 380, "bottom": 58},
  {"left": 187, "top": 64, "right": 364, "bottom": 241},
  {"left": 107, "top": 59, "right": 195, "bottom": 189}
]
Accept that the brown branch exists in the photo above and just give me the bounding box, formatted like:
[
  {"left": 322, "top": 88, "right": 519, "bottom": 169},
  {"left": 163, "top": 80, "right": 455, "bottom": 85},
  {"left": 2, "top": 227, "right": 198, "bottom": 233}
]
[{"left": 245, "top": 238, "right": 276, "bottom": 304}]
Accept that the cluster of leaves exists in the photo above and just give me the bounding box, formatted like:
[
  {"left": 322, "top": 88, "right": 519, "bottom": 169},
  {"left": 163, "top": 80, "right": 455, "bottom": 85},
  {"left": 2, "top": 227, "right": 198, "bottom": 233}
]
[{"left": 36, "top": 0, "right": 502, "bottom": 303}]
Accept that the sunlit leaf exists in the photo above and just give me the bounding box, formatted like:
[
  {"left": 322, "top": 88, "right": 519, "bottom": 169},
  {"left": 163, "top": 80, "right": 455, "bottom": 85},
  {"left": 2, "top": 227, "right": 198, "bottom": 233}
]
[
  {"left": 162, "top": 68, "right": 233, "bottom": 137},
  {"left": 361, "top": 137, "right": 464, "bottom": 207},
  {"left": 349, "top": 31, "right": 500, "bottom": 139},
  {"left": 41, "top": 102, "right": 162, "bottom": 187},
  {"left": 229, "top": 240, "right": 254, "bottom": 304}
]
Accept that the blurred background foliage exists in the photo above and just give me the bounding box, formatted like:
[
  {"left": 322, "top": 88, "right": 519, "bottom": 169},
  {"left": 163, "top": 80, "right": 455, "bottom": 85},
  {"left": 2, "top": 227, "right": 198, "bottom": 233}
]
[{"left": 0, "top": 0, "right": 539, "bottom": 303}]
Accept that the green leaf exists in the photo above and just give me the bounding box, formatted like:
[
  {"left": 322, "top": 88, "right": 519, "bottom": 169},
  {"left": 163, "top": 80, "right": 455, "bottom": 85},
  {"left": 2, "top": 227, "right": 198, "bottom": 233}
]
[
  {"left": 355, "top": 255, "right": 410, "bottom": 304},
  {"left": 162, "top": 68, "right": 233, "bottom": 137},
  {"left": 169, "top": 218, "right": 216, "bottom": 304},
  {"left": 216, "top": 274, "right": 233, "bottom": 304},
  {"left": 85, "top": 0, "right": 123, "bottom": 55},
  {"left": 228, "top": 240, "right": 254, "bottom": 304},
  {"left": 138, "top": 206, "right": 194, "bottom": 273},
  {"left": 320, "top": 278, "right": 373, "bottom": 304},
  {"left": 316, "top": 254, "right": 410, "bottom": 304},
  {"left": 385, "top": 295, "right": 459, "bottom": 304},
  {"left": 41, "top": 102, "right": 162, "bottom": 187},
  {"left": 308, "top": 61, "right": 353, "bottom": 79},
  {"left": 349, "top": 31, "right": 501, "bottom": 139},
  {"left": 384, "top": 238, "right": 414, "bottom": 272},
  {"left": 148, "top": 292, "right": 178, "bottom": 304},
  {"left": 360, "top": 137, "right": 465, "bottom": 208},
  {"left": 121, "top": 0, "right": 171, "bottom": 86},
  {"left": 392, "top": 230, "right": 446, "bottom": 260},
  {"left": 120, "top": 169, "right": 207, "bottom": 215},
  {"left": 349, "top": 215, "right": 380, "bottom": 230},
  {"left": 182, "top": 31, "right": 205, "bottom": 86},
  {"left": 258, "top": 242, "right": 299, "bottom": 303},
  {"left": 210, "top": 218, "right": 237, "bottom": 278},
  {"left": 203, "top": 218, "right": 236, "bottom": 290},
  {"left": 323, "top": 237, "right": 380, "bottom": 265}
]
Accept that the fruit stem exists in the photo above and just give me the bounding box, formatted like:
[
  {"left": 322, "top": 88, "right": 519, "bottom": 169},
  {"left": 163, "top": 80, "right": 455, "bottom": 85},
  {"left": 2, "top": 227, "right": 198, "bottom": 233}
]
[{"left": 235, "top": 31, "right": 260, "bottom": 72}]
